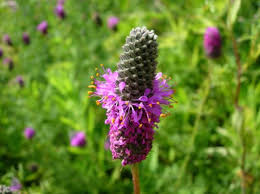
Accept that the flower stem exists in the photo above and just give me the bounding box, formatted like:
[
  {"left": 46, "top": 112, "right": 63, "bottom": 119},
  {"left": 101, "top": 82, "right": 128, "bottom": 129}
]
[
  {"left": 231, "top": 31, "right": 242, "bottom": 109},
  {"left": 230, "top": 29, "right": 246, "bottom": 194},
  {"left": 131, "top": 163, "right": 140, "bottom": 194}
]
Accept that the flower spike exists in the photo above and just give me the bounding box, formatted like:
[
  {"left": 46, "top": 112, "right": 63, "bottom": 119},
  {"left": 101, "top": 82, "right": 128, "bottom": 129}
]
[{"left": 92, "top": 26, "right": 175, "bottom": 166}]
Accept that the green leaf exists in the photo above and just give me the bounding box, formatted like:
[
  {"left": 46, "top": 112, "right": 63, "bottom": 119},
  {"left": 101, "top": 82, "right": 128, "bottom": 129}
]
[
  {"left": 149, "top": 143, "right": 159, "bottom": 171},
  {"left": 227, "top": 0, "right": 241, "bottom": 28}
]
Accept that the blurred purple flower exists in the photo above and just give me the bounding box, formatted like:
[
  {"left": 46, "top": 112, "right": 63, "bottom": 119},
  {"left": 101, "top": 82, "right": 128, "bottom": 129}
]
[
  {"left": 55, "top": 4, "right": 66, "bottom": 19},
  {"left": 24, "top": 127, "right": 35, "bottom": 139},
  {"left": 10, "top": 178, "right": 22, "bottom": 192},
  {"left": 37, "top": 21, "right": 48, "bottom": 35},
  {"left": 70, "top": 131, "right": 86, "bottom": 147},
  {"left": 107, "top": 16, "right": 119, "bottom": 31},
  {"left": 5, "top": 0, "right": 17, "bottom": 11},
  {"left": 58, "top": 0, "right": 65, "bottom": 5},
  {"left": 203, "top": 27, "right": 222, "bottom": 58},
  {"left": 22, "top": 32, "right": 30, "bottom": 45},
  {"left": 16, "top": 76, "right": 24, "bottom": 87},
  {"left": 0, "top": 48, "right": 3, "bottom": 58},
  {"left": 3, "top": 58, "right": 14, "bottom": 71},
  {"left": 3, "top": 34, "right": 12, "bottom": 46}
]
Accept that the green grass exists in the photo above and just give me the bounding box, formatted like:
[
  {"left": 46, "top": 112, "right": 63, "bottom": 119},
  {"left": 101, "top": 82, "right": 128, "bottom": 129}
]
[{"left": 0, "top": 0, "right": 260, "bottom": 193}]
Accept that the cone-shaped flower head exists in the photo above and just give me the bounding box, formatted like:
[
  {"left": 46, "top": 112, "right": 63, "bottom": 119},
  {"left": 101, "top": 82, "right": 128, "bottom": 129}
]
[
  {"left": 107, "top": 16, "right": 119, "bottom": 31},
  {"left": 0, "top": 48, "right": 3, "bottom": 58},
  {"left": 3, "top": 34, "right": 12, "bottom": 46},
  {"left": 203, "top": 27, "right": 221, "bottom": 58},
  {"left": 116, "top": 27, "right": 158, "bottom": 100},
  {"left": 91, "top": 27, "right": 175, "bottom": 166},
  {"left": 3, "top": 58, "right": 14, "bottom": 71},
  {"left": 37, "top": 21, "right": 48, "bottom": 35},
  {"left": 70, "top": 131, "right": 86, "bottom": 147},
  {"left": 22, "top": 32, "right": 30, "bottom": 45},
  {"left": 55, "top": 4, "right": 66, "bottom": 19},
  {"left": 24, "top": 127, "right": 35, "bottom": 139},
  {"left": 16, "top": 76, "right": 24, "bottom": 87}
]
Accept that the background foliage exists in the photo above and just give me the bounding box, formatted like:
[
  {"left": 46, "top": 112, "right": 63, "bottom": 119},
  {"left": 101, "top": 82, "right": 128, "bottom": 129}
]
[{"left": 0, "top": 0, "right": 260, "bottom": 193}]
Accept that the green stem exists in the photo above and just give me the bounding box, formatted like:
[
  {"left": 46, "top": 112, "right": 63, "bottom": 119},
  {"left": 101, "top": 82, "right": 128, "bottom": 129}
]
[
  {"left": 131, "top": 163, "right": 140, "bottom": 194},
  {"left": 230, "top": 29, "right": 246, "bottom": 194}
]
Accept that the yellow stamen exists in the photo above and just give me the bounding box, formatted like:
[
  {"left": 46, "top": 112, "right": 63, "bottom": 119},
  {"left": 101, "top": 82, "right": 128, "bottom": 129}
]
[
  {"left": 156, "top": 101, "right": 160, "bottom": 105},
  {"left": 139, "top": 124, "right": 143, "bottom": 128},
  {"left": 96, "top": 100, "right": 101, "bottom": 106},
  {"left": 90, "top": 76, "right": 94, "bottom": 79},
  {"left": 125, "top": 101, "right": 129, "bottom": 105},
  {"left": 148, "top": 118, "right": 151, "bottom": 123},
  {"left": 88, "top": 85, "right": 96, "bottom": 89},
  {"left": 160, "top": 113, "right": 167, "bottom": 118},
  {"left": 96, "top": 73, "right": 100, "bottom": 77},
  {"left": 149, "top": 104, "right": 153, "bottom": 108},
  {"left": 104, "top": 96, "right": 108, "bottom": 100},
  {"left": 120, "top": 116, "right": 123, "bottom": 121},
  {"left": 138, "top": 106, "right": 142, "bottom": 109},
  {"left": 88, "top": 91, "right": 93, "bottom": 95},
  {"left": 112, "top": 118, "right": 115, "bottom": 124},
  {"left": 121, "top": 122, "right": 124, "bottom": 125},
  {"left": 112, "top": 97, "right": 116, "bottom": 101}
]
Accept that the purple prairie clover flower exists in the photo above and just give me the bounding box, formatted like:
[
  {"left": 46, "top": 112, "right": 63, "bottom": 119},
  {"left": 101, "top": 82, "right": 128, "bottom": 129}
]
[
  {"left": 16, "top": 76, "right": 24, "bottom": 87},
  {"left": 90, "top": 27, "right": 175, "bottom": 166},
  {"left": 107, "top": 16, "right": 119, "bottom": 31},
  {"left": 3, "top": 34, "right": 12, "bottom": 46},
  {"left": 203, "top": 27, "right": 222, "bottom": 58},
  {"left": 24, "top": 127, "right": 35, "bottom": 139},
  {"left": 37, "top": 21, "right": 48, "bottom": 35},
  {"left": 22, "top": 32, "right": 30, "bottom": 45},
  {"left": 55, "top": 4, "right": 66, "bottom": 19},
  {"left": 0, "top": 48, "right": 3, "bottom": 58},
  {"left": 10, "top": 178, "right": 22, "bottom": 192},
  {"left": 3, "top": 58, "right": 14, "bottom": 71},
  {"left": 70, "top": 131, "right": 86, "bottom": 147}
]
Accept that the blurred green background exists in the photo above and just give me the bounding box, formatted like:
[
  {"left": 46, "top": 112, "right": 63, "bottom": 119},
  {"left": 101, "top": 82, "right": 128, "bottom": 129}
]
[{"left": 0, "top": 0, "right": 260, "bottom": 193}]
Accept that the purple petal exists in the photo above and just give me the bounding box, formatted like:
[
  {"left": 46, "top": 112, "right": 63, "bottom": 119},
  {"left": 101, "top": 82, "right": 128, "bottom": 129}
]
[
  {"left": 138, "top": 96, "right": 148, "bottom": 102},
  {"left": 119, "top": 82, "right": 125, "bottom": 92},
  {"left": 144, "top": 88, "right": 151, "bottom": 96}
]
